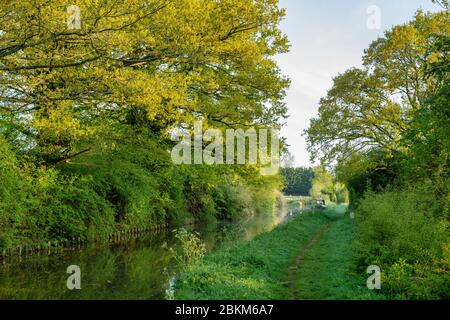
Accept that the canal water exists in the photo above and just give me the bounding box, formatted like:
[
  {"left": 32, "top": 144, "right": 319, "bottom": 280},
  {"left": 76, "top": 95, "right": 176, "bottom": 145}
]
[{"left": 0, "top": 211, "right": 285, "bottom": 299}]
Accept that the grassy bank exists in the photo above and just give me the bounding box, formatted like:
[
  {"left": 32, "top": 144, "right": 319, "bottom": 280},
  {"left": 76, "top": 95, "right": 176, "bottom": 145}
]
[
  {"left": 175, "top": 205, "right": 387, "bottom": 300},
  {"left": 174, "top": 211, "right": 329, "bottom": 299},
  {"left": 174, "top": 207, "right": 348, "bottom": 299},
  {"left": 294, "top": 206, "right": 383, "bottom": 299}
]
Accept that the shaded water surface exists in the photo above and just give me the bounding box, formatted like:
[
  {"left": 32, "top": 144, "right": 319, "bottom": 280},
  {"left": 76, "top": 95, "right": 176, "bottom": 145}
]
[{"left": 0, "top": 214, "right": 283, "bottom": 299}]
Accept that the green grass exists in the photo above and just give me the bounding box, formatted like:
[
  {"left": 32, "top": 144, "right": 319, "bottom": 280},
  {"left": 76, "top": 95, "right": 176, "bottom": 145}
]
[
  {"left": 174, "top": 211, "right": 330, "bottom": 300},
  {"left": 294, "top": 206, "right": 384, "bottom": 300},
  {"left": 175, "top": 205, "right": 386, "bottom": 300}
]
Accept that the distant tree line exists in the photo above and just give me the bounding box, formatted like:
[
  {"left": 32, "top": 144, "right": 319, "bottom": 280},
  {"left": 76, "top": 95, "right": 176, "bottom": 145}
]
[{"left": 280, "top": 167, "right": 313, "bottom": 196}]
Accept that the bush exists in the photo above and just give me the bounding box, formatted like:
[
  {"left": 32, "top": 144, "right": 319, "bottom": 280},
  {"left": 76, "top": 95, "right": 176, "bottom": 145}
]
[
  {"left": 0, "top": 130, "right": 283, "bottom": 250},
  {"left": 0, "top": 138, "right": 28, "bottom": 248},
  {"left": 354, "top": 186, "right": 449, "bottom": 299},
  {"left": 31, "top": 171, "right": 116, "bottom": 242}
]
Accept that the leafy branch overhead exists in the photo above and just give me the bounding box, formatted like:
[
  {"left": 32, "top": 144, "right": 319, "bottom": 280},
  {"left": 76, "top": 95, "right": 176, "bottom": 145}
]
[{"left": 0, "top": 0, "right": 290, "bottom": 164}]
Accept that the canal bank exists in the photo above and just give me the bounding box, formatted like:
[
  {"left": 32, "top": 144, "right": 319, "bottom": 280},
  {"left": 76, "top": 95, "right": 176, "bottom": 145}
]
[{"left": 174, "top": 206, "right": 382, "bottom": 300}]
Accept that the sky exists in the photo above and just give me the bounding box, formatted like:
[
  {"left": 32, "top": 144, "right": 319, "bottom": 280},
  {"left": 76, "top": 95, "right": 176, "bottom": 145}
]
[{"left": 276, "top": 0, "right": 442, "bottom": 167}]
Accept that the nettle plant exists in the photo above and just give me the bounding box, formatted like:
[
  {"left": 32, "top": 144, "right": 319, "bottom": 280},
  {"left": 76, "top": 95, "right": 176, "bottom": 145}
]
[{"left": 170, "top": 229, "right": 206, "bottom": 271}]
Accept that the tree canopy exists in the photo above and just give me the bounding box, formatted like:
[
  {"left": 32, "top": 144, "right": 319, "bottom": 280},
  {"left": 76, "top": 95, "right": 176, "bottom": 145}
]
[
  {"left": 306, "top": 11, "right": 449, "bottom": 165},
  {"left": 0, "top": 0, "right": 289, "bottom": 164}
]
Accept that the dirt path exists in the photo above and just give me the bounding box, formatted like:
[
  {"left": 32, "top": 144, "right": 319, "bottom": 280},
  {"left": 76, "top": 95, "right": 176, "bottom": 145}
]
[{"left": 286, "top": 221, "right": 334, "bottom": 299}]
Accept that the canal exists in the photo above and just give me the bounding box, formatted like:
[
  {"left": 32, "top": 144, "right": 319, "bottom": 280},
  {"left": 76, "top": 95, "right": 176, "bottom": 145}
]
[{"left": 0, "top": 210, "right": 285, "bottom": 299}]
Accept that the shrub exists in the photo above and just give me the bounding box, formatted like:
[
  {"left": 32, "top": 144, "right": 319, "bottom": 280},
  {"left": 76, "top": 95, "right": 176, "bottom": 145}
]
[
  {"left": 170, "top": 229, "right": 206, "bottom": 271},
  {"left": 0, "top": 138, "right": 28, "bottom": 248},
  {"left": 0, "top": 129, "right": 284, "bottom": 250},
  {"left": 354, "top": 186, "right": 449, "bottom": 299}
]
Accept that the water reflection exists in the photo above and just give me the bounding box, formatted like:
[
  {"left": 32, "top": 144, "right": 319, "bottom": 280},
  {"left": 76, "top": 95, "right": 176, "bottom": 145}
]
[{"left": 0, "top": 213, "right": 282, "bottom": 300}]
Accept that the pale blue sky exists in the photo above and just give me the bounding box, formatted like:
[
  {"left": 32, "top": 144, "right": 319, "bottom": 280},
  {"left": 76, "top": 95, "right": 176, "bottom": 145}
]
[{"left": 276, "top": 0, "right": 442, "bottom": 167}]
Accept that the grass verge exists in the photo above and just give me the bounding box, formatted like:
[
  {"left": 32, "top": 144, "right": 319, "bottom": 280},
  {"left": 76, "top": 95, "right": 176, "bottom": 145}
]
[
  {"left": 174, "top": 210, "right": 330, "bottom": 299},
  {"left": 294, "top": 206, "right": 384, "bottom": 299},
  {"left": 175, "top": 205, "right": 386, "bottom": 300}
]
